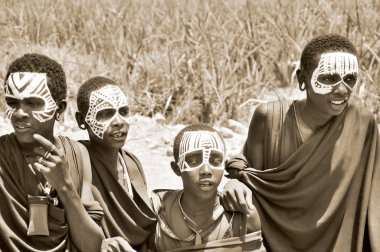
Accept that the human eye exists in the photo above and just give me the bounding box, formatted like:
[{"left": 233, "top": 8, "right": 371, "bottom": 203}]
[
  {"left": 209, "top": 150, "right": 224, "bottom": 166},
  {"left": 318, "top": 74, "right": 340, "bottom": 84},
  {"left": 5, "top": 97, "right": 18, "bottom": 108},
  {"left": 96, "top": 108, "right": 116, "bottom": 121},
  {"left": 119, "top": 106, "right": 129, "bottom": 117},
  {"left": 343, "top": 74, "right": 357, "bottom": 86},
  {"left": 184, "top": 150, "right": 203, "bottom": 168}
]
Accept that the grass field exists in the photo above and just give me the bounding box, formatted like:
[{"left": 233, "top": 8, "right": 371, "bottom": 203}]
[{"left": 1, "top": 0, "right": 380, "bottom": 125}]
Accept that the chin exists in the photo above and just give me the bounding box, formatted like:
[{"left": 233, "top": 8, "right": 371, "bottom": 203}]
[
  {"left": 106, "top": 142, "right": 124, "bottom": 150},
  {"left": 14, "top": 133, "right": 35, "bottom": 144}
]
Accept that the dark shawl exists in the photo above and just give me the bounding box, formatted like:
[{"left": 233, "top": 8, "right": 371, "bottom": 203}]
[
  {"left": 228, "top": 100, "right": 380, "bottom": 252},
  {"left": 0, "top": 133, "right": 103, "bottom": 252},
  {"left": 81, "top": 142, "right": 156, "bottom": 249}
]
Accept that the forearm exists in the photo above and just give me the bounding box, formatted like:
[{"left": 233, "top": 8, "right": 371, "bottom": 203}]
[
  {"left": 246, "top": 211, "right": 261, "bottom": 233},
  {"left": 57, "top": 181, "right": 103, "bottom": 251}
]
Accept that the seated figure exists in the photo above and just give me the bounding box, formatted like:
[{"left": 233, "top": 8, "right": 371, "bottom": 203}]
[{"left": 152, "top": 123, "right": 266, "bottom": 251}]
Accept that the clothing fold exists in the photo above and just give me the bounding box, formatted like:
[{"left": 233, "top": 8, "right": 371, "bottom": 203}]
[
  {"left": 83, "top": 143, "right": 156, "bottom": 247},
  {"left": 0, "top": 133, "right": 102, "bottom": 252},
  {"left": 229, "top": 101, "right": 380, "bottom": 252}
]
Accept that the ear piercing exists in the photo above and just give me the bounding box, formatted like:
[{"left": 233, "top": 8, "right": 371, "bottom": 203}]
[{"left": 300, "top": 82, "right": 306, "bottom": 91}]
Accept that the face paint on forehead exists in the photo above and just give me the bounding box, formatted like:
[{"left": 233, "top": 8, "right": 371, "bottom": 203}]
[
  {"left": 178, "top": 130, "right": 225, "bottom": 172},
  {"left": 311, "top": 52, "right": 358, "bottom": 94},
  {"left": 85, "top": 85, "right": 129, "bottom": 139},
  {"left": 5, "top": 72, "right": 58, "bottom": 122},
  {"left": 179, "top": 130, "right": 224, "bottom": 154}
]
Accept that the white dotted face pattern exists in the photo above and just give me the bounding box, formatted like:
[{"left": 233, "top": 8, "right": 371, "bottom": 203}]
[
  {"left": 177, "top": 130, "right": 225, "bottom": 172},
  {"left": 85, "top": 85, "right": 129, "bottom": 139},
  {"left": 5, "top": 72, "right": 58, "bottom": 122},
  {"left": 311, "top": 52, "right": 358, "bottom": 94}
]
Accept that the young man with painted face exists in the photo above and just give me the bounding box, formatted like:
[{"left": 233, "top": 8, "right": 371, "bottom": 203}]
[
  {"left": 0, "top": 54, "right": 104, "bottom": 251},
  {"left": 151, "top": 123, "right": 265, "bottom": 251},
  {"left": 223, "top": 34, "right": 380, "bottom": 251},
  {"left": 75, "top": 76, "right": 156, "bottom": 251}
]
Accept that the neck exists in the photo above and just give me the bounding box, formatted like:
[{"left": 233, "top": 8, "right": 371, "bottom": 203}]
[
  {"left": 87, "top": 142, "right": 119, "bottom": 168},
  {"left": 298, "top": 99, "right": 333, "bottom": 130},
  {"left": 181, "top": 190, "right": 219, "bottom": 215}
]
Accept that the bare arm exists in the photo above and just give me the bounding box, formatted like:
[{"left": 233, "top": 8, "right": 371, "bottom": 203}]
[
  {"left": 33, "top": 135, "right": 103, "bottom": 251},
  {"left": 222, "top": 103, "right": 268, "bottom": 213},
  {"left": 243, "top": 103, "right": 267, "bottom": 170}
]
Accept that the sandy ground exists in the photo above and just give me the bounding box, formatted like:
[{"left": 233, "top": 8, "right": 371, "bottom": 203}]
[{"left": 0, "top": 114, "right": 248, "bottom": 194}]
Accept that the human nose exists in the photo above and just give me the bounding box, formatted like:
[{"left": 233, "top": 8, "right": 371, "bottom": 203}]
[
  {"left": 333, "top": 81, "right": 349, "bottom": 94},
  {"left": 12, "top": 105, "right": 29, "bottom": 119},
  {"left": 199, "top": 162, "right": 212, "bottom": 176},
  {"left": 111, "top": 114, "right": 128, "bottom": 127}
]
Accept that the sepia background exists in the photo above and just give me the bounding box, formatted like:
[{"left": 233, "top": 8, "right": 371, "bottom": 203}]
[{"left": 0, "top": 0, "right": 379, "bottom": 192}]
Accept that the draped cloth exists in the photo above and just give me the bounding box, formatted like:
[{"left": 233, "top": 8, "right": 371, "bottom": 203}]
[
  {"left": 81, "top": 142, "right": 156, "bottom": 249},
  {"left": 152, "top": 189, "right": 266, "bottom": 252},
  {"left": 228, "top": 100, "right": 380, "bottom": 252},
  {"left": 0, "top": 133, "right": 103, "bottom": 252}
]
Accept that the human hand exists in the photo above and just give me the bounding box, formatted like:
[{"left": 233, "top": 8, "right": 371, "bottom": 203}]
[
  {"left": 220, "top": 179, "right": 255, "bottom": 215},
  {"left": 101, "top": 237, "right": 137, "bottom": 252},
  {"left": 225, "top": 153, "right": 248, "bottom": 179},
  {"left": 32, "top": 134, "right": 71, "bottom": 191}
]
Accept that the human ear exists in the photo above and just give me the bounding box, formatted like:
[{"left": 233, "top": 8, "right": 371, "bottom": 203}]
[
  {"left": 75, "top": 111, "right": 87, "bottom": 130},
  {"left": 55, "top": 100, "right": 67, "bottom": 121},
  {"left": 296, "top": 69, "right": 307, "bottom": 91},
  {"left": 170, "top": 161, "right": 181, "bottom": 176}
]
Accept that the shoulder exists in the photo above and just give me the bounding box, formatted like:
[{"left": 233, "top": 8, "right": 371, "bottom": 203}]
[
  {"left": 121, "top": 148, "right": 140, "bottom": 162},
  {"left": 120, "top": 148, "right": 145, "bottom": 171},
  {"left": 0, "top": 133, "right": 13, "bottom": 142},
  {"left": 59, "top": 136, "right": 90, "bottom": 158},
  {"left": 347, "top": 102, "right": 377, "bottom": 125},
  {"left": 250, "top": 99, "right": 292, "bottom": 124},
  {"left": 151, "top": 189, "right": 181, "bottom": 213}
]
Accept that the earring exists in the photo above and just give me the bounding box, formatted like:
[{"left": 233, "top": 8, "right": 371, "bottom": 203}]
[
  {"left": 300, "top": 82, "right": 306, "bottom": 91},
  {"left": 79, "top": 124, "right": 86, "bottom": 130},
  {"left": 55, "top": 113, "right": 61, "bottom": 121}
]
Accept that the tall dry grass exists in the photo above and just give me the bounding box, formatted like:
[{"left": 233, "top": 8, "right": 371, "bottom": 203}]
[{"left": 1, "top": 0, "right": 380, "bottom": 125}]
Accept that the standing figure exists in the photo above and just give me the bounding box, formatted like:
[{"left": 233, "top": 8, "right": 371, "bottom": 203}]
[{"left": 224, "top": 34, "right": 380, "bottom": 251}]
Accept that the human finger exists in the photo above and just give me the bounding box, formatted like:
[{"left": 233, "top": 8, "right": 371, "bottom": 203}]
[
  {"left": 220, "top": 189, "right": 239, "bottom": 212},
  {"left": 233, "top": 188, "right": 251, "bottom": 214},
  {"left": 244, "top": 187, "right": 255, "bottom": 211},
  {"left": 34, "top": 156, "right": 56, "bottom": 168},
  {"left": 33, "top": 134, "right": 61, "bottom": 156},
  {"left": 34, "top": 147, "right": 53, "bottom": 160},
  {"left": 33, "top": 162, "right": 49, "bottom": 173}
]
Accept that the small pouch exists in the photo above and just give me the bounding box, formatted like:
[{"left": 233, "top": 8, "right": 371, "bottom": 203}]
[{"left": 27, "top": 195, "right": 50, "bottom": 236}]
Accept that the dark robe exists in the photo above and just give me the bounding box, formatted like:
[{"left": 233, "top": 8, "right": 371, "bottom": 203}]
[
  {"left": 80, "top": 141, "right": 156, "bottom": 250},
  {"left": 228, "top": 100, "right": 380, "bottom": 252},
  {"left": 0, "top": 133, "right": 103, "bottom": 252}
]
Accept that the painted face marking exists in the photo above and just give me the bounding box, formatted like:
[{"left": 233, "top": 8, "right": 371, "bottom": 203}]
[
  {"left": 85, "top": 85, "right": 129, "bottom": 139},
  {"left": 311, "top": 52, "right": 358, "bottom": 94},
  {"left": 5, "top": 72, "right": 58, "bottom": 122},
  {"left": 177, "top": 131, "right": 225, "bottom": 172}
]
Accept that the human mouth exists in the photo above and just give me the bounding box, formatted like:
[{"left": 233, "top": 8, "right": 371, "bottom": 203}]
[
  {"left": 111, "top": 131, "right": 127, "bottom": 139},
  {"left": 329, "top": 100, "right": 346, "bottom": 105},
  {"left": 13, "top": 123, "right": 31, "bottom": 132},
  {"left": 199, "top": 180, "right": 214, "bottom": 188}
]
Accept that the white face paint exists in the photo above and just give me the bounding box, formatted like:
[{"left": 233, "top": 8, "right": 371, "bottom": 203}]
[
  {"left": 5, "top": 72, "right": 58, "bottom": 122},
  {"left": 85, "top": 85, "right": 129, "bottom": 139},
  {"left": 177, "top": 130, "right": 225, "bottom": 172},
  {"left": 311, "top": 52, "right": 358, "bottom": 94}
]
